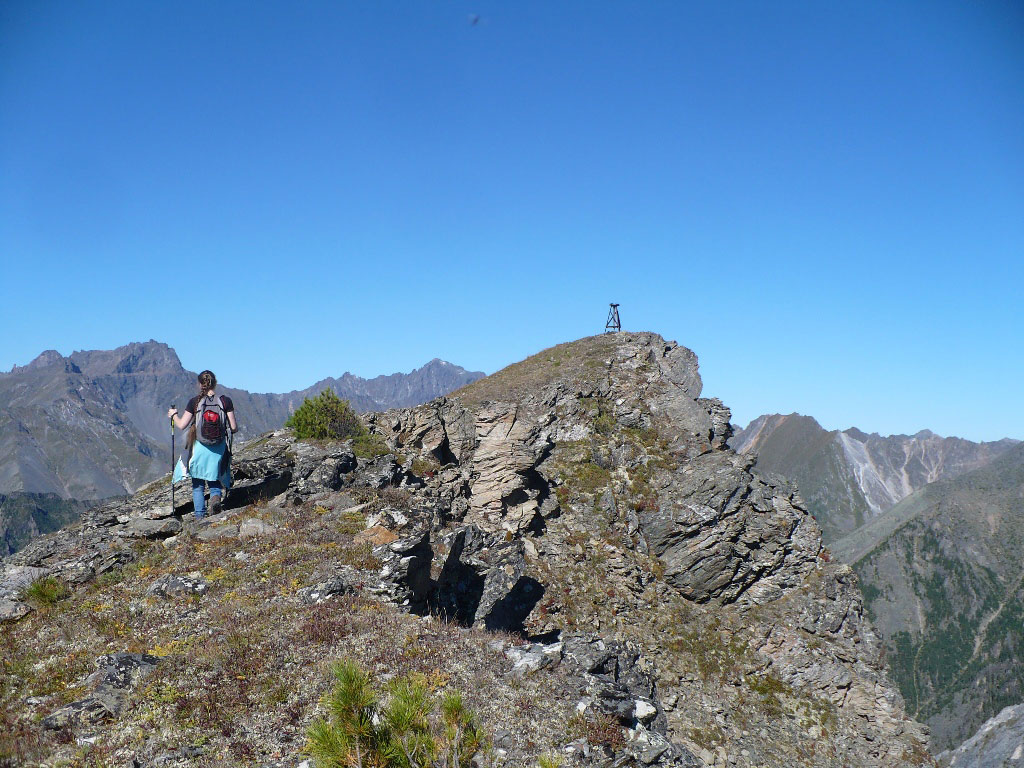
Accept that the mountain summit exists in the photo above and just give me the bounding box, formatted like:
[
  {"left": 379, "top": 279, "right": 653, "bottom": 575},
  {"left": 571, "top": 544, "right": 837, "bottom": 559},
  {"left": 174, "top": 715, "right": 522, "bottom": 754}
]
[{"left": 3, "top": 332, "right": 933, "bottom": 766}]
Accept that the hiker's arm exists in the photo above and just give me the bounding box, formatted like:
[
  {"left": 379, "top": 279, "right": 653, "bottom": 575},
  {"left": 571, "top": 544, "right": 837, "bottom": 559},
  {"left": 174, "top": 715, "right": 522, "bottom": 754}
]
[
  {"left": 227, "top": 411, "right": 237, "bottom": 433},
  {"left": 167, "top": 408, "right": 193, "bottom": 430}
]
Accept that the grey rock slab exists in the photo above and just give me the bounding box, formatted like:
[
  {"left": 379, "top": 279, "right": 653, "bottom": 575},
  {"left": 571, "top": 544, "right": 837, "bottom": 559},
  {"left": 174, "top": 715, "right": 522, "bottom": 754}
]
[
  {"left": 505, "top": 641, "right": 563, "bottom": 678},
  {"left": 298, "top": 574, "right": 353, "bottom": 605},
  {"left": 63, "top": 562, "right": 96, "bottom": 584},
  {"left": 560, "top": 636, "right": 667, "bottom": 734},
  {"left": 359, "top": 454, "right": 404, "bottom": 489},
  {"left": 637, "top": 451, "right": 816, "bottom": 605},
  {"left": 124, "top": 517, "right": 182, "bottom": 539},
  {"left": 147, "top": 573, "right": 208, "bottom": 598},
  {"left": 622, "top": 728, "right": 703, "bottom": 767},
  {"left": 43, "top": 693, "right": 124, "bottom": 730},
  {"left": 138, "top": 504, "right": 174, "bottom": 520},
  {"left": 87, "top": 652, "right": 161, "bottom": 689},
  {"left": 239, "top": 518, "right": 279, "bottom": 539},
  {"left": 0, "top": 564, "right": 50, "bottom": 599},
  {"left": 0, "top": 598, "right": 31, "bottom": 623},
  {"left": 937, "top": 702, "right": 1024, "bottom": 768}
]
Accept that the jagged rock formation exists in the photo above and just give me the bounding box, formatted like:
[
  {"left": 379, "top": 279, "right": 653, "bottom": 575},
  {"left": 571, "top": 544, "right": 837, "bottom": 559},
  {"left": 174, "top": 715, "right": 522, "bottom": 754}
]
[
  {"left": 1, "top": 333, "right": 933, "bottom": 767},
  {"left": 0, "top": 341, "right": 482, "bottom": 553},
  {"left": 936, "top": 703, "right": 1024, "bottom": 767},
  {"left": 832, "top": 443, "right": 1024, "bottom": 752},
  {"left": 732, "top": 413, "right": 1016, "bottom": 543}
]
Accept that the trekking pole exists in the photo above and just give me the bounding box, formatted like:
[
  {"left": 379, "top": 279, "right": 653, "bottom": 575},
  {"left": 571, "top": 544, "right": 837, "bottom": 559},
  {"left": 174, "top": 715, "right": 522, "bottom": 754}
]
[{"left": 170, "top": 409, "right": 176, "bottom": 513}]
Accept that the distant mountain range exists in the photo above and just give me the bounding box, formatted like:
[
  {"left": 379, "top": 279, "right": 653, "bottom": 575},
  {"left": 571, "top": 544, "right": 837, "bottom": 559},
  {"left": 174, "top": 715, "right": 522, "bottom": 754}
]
[
  {"left": 0, "top": 341, "right": 483, "bottom": 553},
  {"left": 731, "top": 413, "right": 1017, "bottom": 543},
  {"left": 838, "top": 443, "right": 1024, "bottom": 750},
  {"left": 733, "top": 412, "right": 1024, "bottom": 752}
]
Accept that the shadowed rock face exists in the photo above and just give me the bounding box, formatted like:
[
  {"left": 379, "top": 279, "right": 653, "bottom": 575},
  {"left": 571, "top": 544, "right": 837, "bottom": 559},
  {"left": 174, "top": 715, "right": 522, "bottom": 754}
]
[{"left": 4, "top": 332, "right": 934, "bottom": 767}]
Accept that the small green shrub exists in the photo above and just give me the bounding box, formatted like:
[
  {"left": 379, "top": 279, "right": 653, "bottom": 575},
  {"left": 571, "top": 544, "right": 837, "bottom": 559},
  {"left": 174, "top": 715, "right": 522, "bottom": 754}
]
[
  {"left": 747, "top": 673, "right": 788, "bottom": 716},
  {"left": 410, "top": 457, "right": 439, "bottom": 478},
  {"left": 24, "top": 577, "right": 71, "bottom": 605},
  {"left": 307, "top": 659, "right": 481, "bottom": 768},
  {"left": 575, "top": 462, "right": 611, "bottom": 493},
  {"left": 287, "top": 390, "right": 365, "bottom": 441},
  {"left": 337, "top": 506, "right": 367, "bottom": 536},
  {"left": 579, "top": 396, "right": 616, "bottom": 436},
  {"left": 352, "top": 433, "right": 391, "bottom": 459}
]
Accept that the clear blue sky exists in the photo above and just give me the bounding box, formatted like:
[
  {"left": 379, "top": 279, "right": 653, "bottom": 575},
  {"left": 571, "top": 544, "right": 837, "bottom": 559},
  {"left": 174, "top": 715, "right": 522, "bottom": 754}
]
[{"left": 2, "top": 1, "right": 1022, "bottom": 441}]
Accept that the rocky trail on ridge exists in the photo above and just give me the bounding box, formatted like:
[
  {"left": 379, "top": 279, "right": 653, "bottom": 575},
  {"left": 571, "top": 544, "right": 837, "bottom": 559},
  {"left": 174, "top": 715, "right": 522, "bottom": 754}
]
[{"left": 2, "top": 333, "right": 933, "bottom": 768}]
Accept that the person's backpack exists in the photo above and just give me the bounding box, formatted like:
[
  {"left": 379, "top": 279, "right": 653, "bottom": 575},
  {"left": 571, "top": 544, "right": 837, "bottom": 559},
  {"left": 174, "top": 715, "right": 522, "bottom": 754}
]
[{"left": 196, "top": 395, "right": 229, "bottom": 446}]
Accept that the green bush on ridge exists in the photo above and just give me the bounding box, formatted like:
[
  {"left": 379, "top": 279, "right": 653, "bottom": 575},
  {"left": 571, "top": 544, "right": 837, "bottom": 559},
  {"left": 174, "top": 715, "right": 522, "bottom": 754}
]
[
  {"left": 286, "top": 390, "right": 366, "bottom": 442},
  {"left": 307, "top": 659, "right": 481, "bottom": 768},
  {"left": 24, "top": 576, "right": 71, "bottom": 605}
]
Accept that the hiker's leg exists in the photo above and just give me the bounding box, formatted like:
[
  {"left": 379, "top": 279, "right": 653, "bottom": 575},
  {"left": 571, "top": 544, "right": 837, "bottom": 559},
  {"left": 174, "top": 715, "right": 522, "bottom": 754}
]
[
  {"left": 192, "top": 479, "right": 207, "bottom": 518},
  {"left": 209, "top": 480, "right": 223, "bottom": 512}
]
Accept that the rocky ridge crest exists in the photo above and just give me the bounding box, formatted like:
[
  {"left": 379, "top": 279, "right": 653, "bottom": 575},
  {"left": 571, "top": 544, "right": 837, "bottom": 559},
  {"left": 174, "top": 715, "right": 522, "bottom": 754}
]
[{"left": 2, "top": 333, "right": 932, "bottom": 767}]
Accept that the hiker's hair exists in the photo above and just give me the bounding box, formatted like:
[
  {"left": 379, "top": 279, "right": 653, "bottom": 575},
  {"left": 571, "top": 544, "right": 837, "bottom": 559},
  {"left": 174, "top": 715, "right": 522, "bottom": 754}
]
[
  {"left": 198, "top": 370, "right": 216, "bottom": 396},
  {"left": 188, "top": 371, "right": 218, "bottom": 449}
]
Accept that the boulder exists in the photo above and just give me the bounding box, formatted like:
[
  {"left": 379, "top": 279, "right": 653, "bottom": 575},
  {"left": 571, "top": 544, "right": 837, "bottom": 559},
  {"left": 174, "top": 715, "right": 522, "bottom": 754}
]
[
  {"left": 239, "top": 518, "right": 279, "bottom": 539},
  {"left": 291, "top": 440, "right": 357, "bottom": 496},
  {"left": 368, "top": 528, "right": 433, "bottom": 608},
  {"left": 467, "top": 404, "right": 551, "bottom": 533},
  {"left": 137, "top": 504, "right": 174, "bottom": 520},
  {"left": 42, "top": 653, "right": 159, "bottom": 730},
  {"left": 505, "top": 641, "right": 563, "bottom": 678},
  {"left": 359, "top": 454, "right": 404, "bottom": 489},
  {"left": 298, "top": 573, "right": 353, "bottom": 605},
  {"left": 503, "top": 635, "right": 699, "bottom": 768},
  {"left": 0, "top": 598, "right": 31, "bottom": 623}
]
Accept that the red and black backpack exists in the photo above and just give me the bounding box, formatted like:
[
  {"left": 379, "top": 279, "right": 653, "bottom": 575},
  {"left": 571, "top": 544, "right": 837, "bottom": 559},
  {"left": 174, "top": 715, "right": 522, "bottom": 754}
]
[{"left": 195, "top": 395, "right": 229, "bottom": 446}]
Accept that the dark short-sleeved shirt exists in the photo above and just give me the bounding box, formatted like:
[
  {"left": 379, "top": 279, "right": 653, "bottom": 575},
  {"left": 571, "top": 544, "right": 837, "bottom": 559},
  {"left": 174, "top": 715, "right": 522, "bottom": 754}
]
[{"left": 186, "top": 394, "right": 234, "bottom": 415}]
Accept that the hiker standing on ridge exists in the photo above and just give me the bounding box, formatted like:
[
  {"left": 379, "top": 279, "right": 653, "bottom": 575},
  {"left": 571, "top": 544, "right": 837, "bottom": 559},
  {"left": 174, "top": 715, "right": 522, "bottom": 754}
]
[{"left": 167, "top": 370, "right": 237, "bottom": 520}]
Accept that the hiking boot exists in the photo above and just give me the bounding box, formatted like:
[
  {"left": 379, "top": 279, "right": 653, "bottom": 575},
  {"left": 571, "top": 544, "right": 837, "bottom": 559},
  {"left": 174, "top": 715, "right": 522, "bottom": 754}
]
[{"left": 210, "top": 497, "right": 223, "bottom": 515}]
